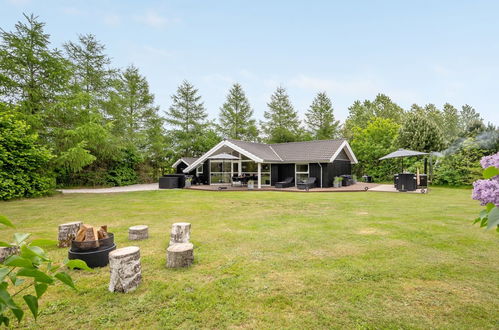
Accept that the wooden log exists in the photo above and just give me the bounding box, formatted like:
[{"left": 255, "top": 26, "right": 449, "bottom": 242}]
[
  {"left": 57, "top": 221, "right": 83, "bottom": 248},
  {"left": 108, "top": 246, "right": 142, "bottom": 293},
  {"left": 128, "top": 225, "right": 149, "bottom": 241},
  {"left": 97, "top": 225, "right": 108, "bottom": 239},
  {"left": 0, "top": 246, "right": 20, "bottom": 263},
  {"left": 75, "top": 224, "right": 88, "bottom": 242},
  {"left": 169, "top": 222, "right": 191, "bottom": 245},
  {"left": 166, "top": 243, "right": 194, "bottom": 268}
]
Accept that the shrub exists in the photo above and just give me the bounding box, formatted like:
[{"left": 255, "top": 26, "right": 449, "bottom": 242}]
[
  {"left": 0, "top": 111, "right": 54, "bottom": 200},
  {"left": 472, "top": 152, "right": 499, "bottom": 231},
  {"left": 0, "top": 216, "right": 90, "bottom": 325},
  {"left": 433, "top": 138, "right": 486, "bottom": 186}
]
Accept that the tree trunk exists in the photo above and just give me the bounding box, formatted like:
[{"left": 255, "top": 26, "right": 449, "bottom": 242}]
[
  {"left": 166, "top": 243, "right": 194, "bottom": 268},
  {"left": 128, "top": 225, "right": 149, "bottom": 241},
  {"left": 0, "top": 246, "right": 20, "bottom": 263},
  {"left": 108, "top": 246, "right": 142, "bottom": 293},
  {"left": 58, "top": 221, "right": 83, "bottom": 248},
  {"left": 170, "top": 222, "right": 191, "bottom": 245}
]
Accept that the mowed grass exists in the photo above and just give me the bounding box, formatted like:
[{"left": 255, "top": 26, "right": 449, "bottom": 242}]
[{"left": 1, "top": 187, "right": 498, "bottom": 329}]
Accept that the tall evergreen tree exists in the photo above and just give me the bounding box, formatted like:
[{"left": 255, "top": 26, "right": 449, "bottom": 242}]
[
  {"left": 305, "top": 92, "right": 339, "bottom": 140},
  {"left": 107, "top": 65, "right": 157, "bottom": 147},
  {"left": 64, "top": 34, "right": 114, "bottom": 111},
  {"left": 0, "top": 14, "right": 69, "bottom": 128},
  {"left": 218, "top": 83, "right": 258, "bottom": 141},
  {"left": 261, "top": 86, "right": 302, "bottom": 143},
  {"left": 165, "top": 80, "right": 210, "bottom": 157}
]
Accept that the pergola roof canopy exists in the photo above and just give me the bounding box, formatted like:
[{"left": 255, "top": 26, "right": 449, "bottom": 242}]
[{"left": 379, "top": 149, "right": 428, "bottom": 160}]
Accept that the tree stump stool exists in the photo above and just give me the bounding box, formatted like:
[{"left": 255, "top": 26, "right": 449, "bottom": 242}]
[
  {"left": 128, "top": 225, "right": 149, "bottom": 241},
  {"left": 108, "top": 246, "right": 142, "bottom": 293},
  {"left": 167, "top": 243, "right": 194, "bottom": 268},
  {"left": 0, "top": 246, "right": 20, "bottom": 263},
  {"left": 170, "top": 222, "right": 191, "bottom": 245},
  {"left": 58, "top": 221, "right": 83, "bottom": 248}
]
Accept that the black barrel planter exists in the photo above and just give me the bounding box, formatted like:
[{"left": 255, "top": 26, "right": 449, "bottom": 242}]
[{"left": 68, "top": 233, "right": 116, "bottom": 268}]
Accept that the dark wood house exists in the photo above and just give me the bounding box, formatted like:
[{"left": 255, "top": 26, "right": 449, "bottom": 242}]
[{"left": 174, "top": 139, "right": 358, "bottom": 189}]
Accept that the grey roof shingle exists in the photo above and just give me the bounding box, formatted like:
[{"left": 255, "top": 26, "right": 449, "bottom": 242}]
[
  {"left": 181, "top": 157, "right": 198, "bottom": 165},
  {"left": 227, "top": 139, "right": 282, "bottom": 161},
  {"left": 227, "top": 139, "right": 346, "bottom": 162},
  {"left": 270, "top": 139, "right": 346, "bottom": 162}
]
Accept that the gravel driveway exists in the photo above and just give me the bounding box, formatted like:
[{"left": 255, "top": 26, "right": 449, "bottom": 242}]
[{"left": 59, "top": 183, "right": 159, "bottom": 194}]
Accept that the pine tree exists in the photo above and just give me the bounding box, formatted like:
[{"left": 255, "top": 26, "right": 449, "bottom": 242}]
[
  {"left": 305, "top": 92, "right": 339, "bottom": 140},
  {"left": 107, "top": 65, "right": 157, "bottom": 147},
  {"left": 0, "top": 14, "right": 69, "bottom": 128},
  {"left": 64, "top": 34, "right": 114, "bottom": 111},
  {"left": 165, "top": 81, "right": 210, "bottom": 157},
  {"left": 218, "top": 83, "right": 258, "bottom": 141},
  {"left": 261, "top": 86, "right": 302, "bottom": 143}
]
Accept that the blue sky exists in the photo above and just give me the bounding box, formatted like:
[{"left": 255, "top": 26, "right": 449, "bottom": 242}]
[{"left": 1, "top": 0, "right": 498, "bottom": 125}]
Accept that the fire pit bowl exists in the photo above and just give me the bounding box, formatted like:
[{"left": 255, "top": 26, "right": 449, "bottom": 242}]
[
  {"left": 68, "top": 243, "right": 116, "bottom": 268},
  {"left": 71, "top": 233, "right": 114, "bottom": 252}
]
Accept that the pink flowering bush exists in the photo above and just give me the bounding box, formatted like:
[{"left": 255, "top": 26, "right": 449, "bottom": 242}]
[{"left": 472, "top": 152, "right": 499, "bottom": 231}]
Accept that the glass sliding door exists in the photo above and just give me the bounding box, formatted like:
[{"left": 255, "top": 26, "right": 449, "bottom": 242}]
[
  {"left": 240, "top": 161, "right": 271, "bottom": 186},
  {"left": 210, "top": 160, "right": 231, "bottom": 184}
]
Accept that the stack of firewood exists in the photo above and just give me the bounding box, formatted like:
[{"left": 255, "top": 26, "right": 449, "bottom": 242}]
[{"left": 75, "top": 224, "right": 108, "bottom": 249}]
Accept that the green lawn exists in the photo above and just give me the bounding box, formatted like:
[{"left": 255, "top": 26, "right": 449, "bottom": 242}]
[{"left": 1, "top": 188, "right": 498, "bottom": 329}]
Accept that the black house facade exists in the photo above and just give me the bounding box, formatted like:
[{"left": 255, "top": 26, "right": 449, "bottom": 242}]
[{"left": 173, "top": 139, "right": 358, "bottom": 189}]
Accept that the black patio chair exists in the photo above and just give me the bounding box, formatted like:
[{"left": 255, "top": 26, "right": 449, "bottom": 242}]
[
  {"left": 297, "top": 177, "right": 316, "bottom": 190},
  {"left": 275, "top": 177, "right": 294, "bottom": 188}
]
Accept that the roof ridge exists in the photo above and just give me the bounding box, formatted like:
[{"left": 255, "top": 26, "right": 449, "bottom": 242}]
[
  {"left": 269, "top": 138, "right": 346, "bottom": 146},
  {"left": 227, "top": 138, "right": 269, "bottom": 146}
]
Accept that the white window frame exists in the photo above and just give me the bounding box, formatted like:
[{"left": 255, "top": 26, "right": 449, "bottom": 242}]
[
  {"left": 239, "top": 160, "right": 271, "bottom": 186},
  {"left": 295, "top": 163, "right": 309, "bottom": 186},
  {"left": 196, "top": 164, "right": 203, "bottom": 175}
]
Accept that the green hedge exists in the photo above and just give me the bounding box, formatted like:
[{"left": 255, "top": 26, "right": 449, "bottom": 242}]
[{"left": 0, "top": 112, "right": 54, "bottom": 200}]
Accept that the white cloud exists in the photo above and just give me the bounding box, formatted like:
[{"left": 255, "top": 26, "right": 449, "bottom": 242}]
[{"left": 134, "top": 11, "right": 179, "bottom": 28}]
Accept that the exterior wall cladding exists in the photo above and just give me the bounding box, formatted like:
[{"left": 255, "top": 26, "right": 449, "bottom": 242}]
[
  {"left": 271, "top": 161, "right": 351, "bottom": 188},
  {"left": 179, "top": 146, "right": 353, "bottom": 188}
]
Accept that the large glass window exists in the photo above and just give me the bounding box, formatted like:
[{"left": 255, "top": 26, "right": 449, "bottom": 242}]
[
  {"left": 296, "top": 163, "right": 309, "bottom": 184},
  {"left": 210, "top": 161, "right": 231, "bottom": 184},
  {"left": 240, "top": 161, "right": 271, "bottom": 185}
]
